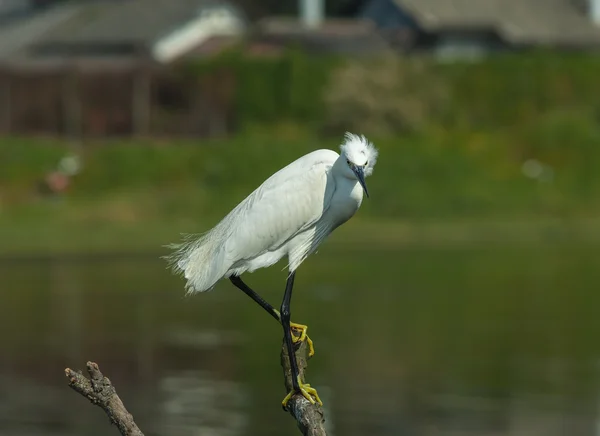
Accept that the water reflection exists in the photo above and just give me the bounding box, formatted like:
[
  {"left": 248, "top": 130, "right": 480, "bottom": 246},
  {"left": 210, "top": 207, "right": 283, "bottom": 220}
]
[
  {"left": 1, "top": 244, "right": 599, "bottom": 436},
  {"left": 159, "top": 370, "right": 246, "bottom": 436}
]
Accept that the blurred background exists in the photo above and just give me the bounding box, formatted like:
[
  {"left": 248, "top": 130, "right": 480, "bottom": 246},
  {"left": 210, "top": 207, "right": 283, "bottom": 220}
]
[{"left": 2, "top": 0, "right": 600, "bottom": 435}]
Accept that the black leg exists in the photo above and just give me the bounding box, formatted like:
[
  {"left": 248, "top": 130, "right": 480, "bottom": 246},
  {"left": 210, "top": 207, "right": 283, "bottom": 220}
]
[
  {"left": 230, "top": 276, "right": 280, "bottom": 322},
  {"left": 280, "top": 272, "right": 300, "bottom": 392},
  {"left": 232, "top": 273, "right": 321, "bottom": 408}
]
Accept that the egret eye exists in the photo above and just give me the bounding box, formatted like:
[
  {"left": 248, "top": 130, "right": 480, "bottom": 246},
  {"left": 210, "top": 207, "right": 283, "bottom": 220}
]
[
  {"left": 365, "top": 160, "right": 368, "bottom": 166},
  {"left": 346, "top": 159, "right": 351, "bottom": 166}
]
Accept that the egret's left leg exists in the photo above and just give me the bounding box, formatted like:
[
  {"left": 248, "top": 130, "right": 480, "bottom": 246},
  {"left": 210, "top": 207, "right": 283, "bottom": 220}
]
[
  {"left": 280, "top": 272, "right": 322, "bottom": 410},
  {"left": 230, "top": 276, "right": 281, "bottom": 322},
  {"left": 229, "top": 276, "right": 315, "bottom": 357}
]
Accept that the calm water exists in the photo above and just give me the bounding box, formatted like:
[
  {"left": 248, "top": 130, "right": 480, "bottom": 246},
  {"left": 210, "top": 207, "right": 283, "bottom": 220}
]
[{"left": 1, "top": 243, "right": 600, "bottom": 436}]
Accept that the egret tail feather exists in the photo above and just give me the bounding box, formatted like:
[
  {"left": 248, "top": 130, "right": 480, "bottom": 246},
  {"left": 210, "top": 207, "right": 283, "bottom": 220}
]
[{"left": 163, "top": 231, "right": 229, "bottom": 294}]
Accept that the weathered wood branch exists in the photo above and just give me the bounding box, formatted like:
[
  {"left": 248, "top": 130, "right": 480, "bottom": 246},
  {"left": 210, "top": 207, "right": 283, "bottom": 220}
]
[
  {"left": 281, "top": 339, "right": 328, "bottom": 436},
  {"left": 65, "top": 337, "right": 326, "bottom": 436},
  {"left": 65, "top": 362, "right": 144, "bottom": 436}
]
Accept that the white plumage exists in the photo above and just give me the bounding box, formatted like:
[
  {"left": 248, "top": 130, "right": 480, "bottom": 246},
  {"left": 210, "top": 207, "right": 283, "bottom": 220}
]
[{"left": 165, "top": 132, "right": 378, "bottom": 294}]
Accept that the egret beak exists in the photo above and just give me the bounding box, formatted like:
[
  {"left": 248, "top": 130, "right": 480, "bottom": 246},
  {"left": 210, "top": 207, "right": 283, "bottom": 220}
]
[{"left": 353, "top": 166, "right": 369, "bottom": 198}]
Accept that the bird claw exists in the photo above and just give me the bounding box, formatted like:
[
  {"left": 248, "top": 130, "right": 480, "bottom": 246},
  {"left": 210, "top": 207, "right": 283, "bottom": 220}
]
[
  {"left": 282, "top": 375, "right": 323, "bottom": 411},
  {"left": 290, "top": 322, "right": 315, "bottom": 358}
]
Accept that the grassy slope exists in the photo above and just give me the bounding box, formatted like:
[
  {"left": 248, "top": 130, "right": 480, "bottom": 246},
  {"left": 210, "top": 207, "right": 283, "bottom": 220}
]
[{"left": 1, "top": 128, "right": 599, "bottom": 255}]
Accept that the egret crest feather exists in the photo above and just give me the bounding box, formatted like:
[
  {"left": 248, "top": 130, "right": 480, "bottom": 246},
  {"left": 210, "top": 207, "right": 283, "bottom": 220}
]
[{"left": 340, "top": 132, "right": 378, "bottom": 176}]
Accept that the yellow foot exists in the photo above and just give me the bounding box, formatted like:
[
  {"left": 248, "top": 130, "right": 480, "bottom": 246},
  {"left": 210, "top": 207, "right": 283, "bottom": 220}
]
[
  {"left": 282, "top": 375, "right": 323, "bottom": 410},
  {"left": 290, "top": 322, "right": 315, "bottom": 358}
]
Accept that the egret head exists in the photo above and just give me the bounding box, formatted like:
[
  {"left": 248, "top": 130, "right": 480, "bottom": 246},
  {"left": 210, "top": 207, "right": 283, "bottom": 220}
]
[{"left": 340, "top": 132, "right": 378, "bottom": 198}]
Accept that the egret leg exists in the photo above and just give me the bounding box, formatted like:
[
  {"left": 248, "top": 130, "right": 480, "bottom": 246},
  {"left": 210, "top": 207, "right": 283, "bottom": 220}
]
[
  {"left": 229, "top": 276, "right": 315, "bottom": 357},
  {"left": 279, "top": 272, "right": 322, "bottom": 410}
]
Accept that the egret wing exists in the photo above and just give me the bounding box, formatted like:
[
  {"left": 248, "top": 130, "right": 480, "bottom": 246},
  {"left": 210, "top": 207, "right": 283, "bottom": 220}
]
[{"left": 224, "top": 153, "right": 336, "bottom": 263}]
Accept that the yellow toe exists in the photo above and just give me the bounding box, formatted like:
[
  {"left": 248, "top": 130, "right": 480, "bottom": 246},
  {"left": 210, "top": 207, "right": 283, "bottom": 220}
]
[
  {"left": 290, "top": 322, "right": 315, "bottom": 358},
  {"left": 281, "top": 375, "right": 323, "bottom": 410}
]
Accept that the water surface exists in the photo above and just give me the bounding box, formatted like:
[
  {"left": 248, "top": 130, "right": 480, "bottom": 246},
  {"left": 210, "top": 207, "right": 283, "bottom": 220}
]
[{"left": 1, "top": 243, "right": 599, "bottom": 436}]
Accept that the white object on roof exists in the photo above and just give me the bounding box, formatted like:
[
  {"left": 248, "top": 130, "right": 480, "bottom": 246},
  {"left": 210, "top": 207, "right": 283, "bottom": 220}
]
[{"left": 152, "top": 5, "right": 244, "bottom": 63}]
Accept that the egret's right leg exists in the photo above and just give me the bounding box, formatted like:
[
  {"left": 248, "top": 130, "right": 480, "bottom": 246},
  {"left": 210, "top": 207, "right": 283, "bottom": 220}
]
[
  {"left": 229, "top": 276, "right": 315, "bottom": 357},
  {"left": 280, "top": 272, "right": 322, "bottom": 410}
]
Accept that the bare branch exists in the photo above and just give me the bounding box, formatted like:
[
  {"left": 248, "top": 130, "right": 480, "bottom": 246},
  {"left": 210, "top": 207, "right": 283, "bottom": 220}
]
[
  {"left": 66, "top": 342, "right": 327, "bottom": 436},
  {"left": 65, "top": 362, "right": 144, "bottom": 436},
  {"left": 281, "top": 339, "right": 328, "bottom": 436}
]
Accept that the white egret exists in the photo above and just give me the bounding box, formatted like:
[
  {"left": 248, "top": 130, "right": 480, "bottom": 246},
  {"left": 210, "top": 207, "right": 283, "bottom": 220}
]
[{"left": 165, "top": 132, "right": 378, "bottom": 409}]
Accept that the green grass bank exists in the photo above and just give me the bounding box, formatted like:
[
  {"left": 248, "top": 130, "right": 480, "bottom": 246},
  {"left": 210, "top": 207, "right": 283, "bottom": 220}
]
[{"left": 1, "top": 127, "right": 599, "bottom": 255}]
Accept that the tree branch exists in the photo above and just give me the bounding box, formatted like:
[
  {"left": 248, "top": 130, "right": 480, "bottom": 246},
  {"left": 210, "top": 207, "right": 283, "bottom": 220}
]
[
  {"left": 281, "top": 339, "right": 328, "bottom": 436},
  {"left": 65, "top": 362, "right": 144, "bottom": 436},
  {"left": 66, "top": 341, "right": 327, "bottom": 436}
]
